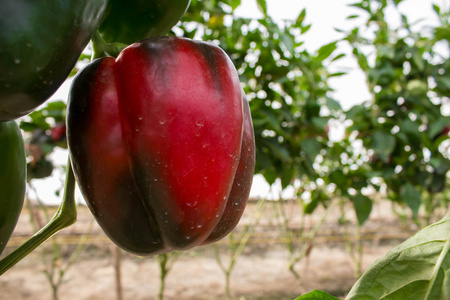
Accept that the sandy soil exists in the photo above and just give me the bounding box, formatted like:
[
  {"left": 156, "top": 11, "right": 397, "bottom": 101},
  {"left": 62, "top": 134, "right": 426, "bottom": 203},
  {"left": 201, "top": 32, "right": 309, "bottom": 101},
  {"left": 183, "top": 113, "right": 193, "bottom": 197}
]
[{"left": 0, "top": 199, "right": 424, "bottom": 300}]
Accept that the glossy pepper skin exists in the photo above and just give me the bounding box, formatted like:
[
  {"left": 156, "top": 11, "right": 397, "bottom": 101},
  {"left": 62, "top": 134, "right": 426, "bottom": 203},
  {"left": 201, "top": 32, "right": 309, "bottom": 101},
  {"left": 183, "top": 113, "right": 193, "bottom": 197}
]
[
  {"left": 0, "top": 121, "right": 26, "bottom": 254},
  {"left": 0, "top": 0, "right": 108, "bottom": 121},
  {"left": 67, "top": 36, "right": 255, "bottom": 255},
  {"left": 99, "top": 0, "right": 191, "bottom": 44}
]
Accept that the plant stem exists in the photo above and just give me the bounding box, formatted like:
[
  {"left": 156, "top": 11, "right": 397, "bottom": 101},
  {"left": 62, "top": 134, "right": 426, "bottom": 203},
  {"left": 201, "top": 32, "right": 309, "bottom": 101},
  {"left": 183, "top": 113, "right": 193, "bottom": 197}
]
[
  {"left": 0, "top": 159, "right": 77, "bottom": 275},
  {"left": 355, "top": 224, "right": 363, "bottom": 278},
  {"left": 213, "top": 198, "right": 266, "bottom": 299},
  {"left": 158, "top": 253, "right": 168, "bottom": 300},
  {"left": 113, "top": 246, "right": 123, "bottom": 300},
  {"left": 157, "top": 251, "right": 182, "bottom": 300},
  {"left": 91, "top": 31, "right": 127, "bottom": 59}
]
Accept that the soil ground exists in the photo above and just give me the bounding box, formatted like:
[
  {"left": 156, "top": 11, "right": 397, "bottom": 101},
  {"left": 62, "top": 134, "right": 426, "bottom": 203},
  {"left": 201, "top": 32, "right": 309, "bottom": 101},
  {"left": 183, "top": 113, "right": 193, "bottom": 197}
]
[{"left": 0, "top": 198, "right": 427, "bottom": 300}]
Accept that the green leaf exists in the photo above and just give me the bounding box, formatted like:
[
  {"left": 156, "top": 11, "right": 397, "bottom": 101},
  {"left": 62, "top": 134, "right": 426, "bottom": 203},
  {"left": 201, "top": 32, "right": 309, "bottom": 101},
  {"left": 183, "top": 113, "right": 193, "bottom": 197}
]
[
  {"left": 412, "top": 50, "right": 426, "bottom": 72},
  {"left": 264, "top": 140, "right": 293, "bottom": 163},
  {"left": 347, "top": 213, "right": 450, "bottom": 300},
  {"left": 372, "top": 130, "right": 396, "bottom": 163},
  {"left": 256, "top": 0, "right": 267, "bottom": 17},
  {"left": 435, "top": 75, "right": 450, "bottom": 92},
  {"left": 281, "top": 32, "right": 295, "bottom": 55},
  {"left": 331, "top": 53, "right": 346, "bottom": 62},
  {"left": 428, "top": 117, "right": 450, "bottom": 139},
  {"left": 311, "top": 117, "right": 329, "bottom": 131},
  {"left": 295, "top": 8, "right": 307, "bottom": 27},
  {"left": 328, "top": 71, "right": 346, "bottom": 78},
  {"left": 316, "top": 41, "right": 337, "bottom": 61},
  {"left": 400, "top": 183, "right": 421, "bottom": 216},
  {"left": 301, "top": 138, "right": 321, "bottom": 161},
  {"left": 400, "top": 119, "right": 421, "bottom": 147},
  {"left": 346, "top": 103, "right": 366, "bottom": 119},
  {"left": 281, "top": 165, "right": 294, "bottom": 189},
  {"left": 303, "top": 195, "right": 319, "bottom": 215},
  {"left": 352, "top": 47, "right": 370, "bottom": 72},
  {"left": 301, "top": 24, "right": 312, "bottom": 34},
  {"left": 377, "top": 44, "right": 395, "bottom": 59},
  {"left": 347, "top": 14, "right": 360, "bottom": 19},
  {"left": 433, "top": 4, "right": 441, "bottom": 15},
  {"left": 351, "top": 193, "right": 373, "bottom": 226},
  {"left": 294, "top": 289, "right": 340, "bottom": 300},
  {"left": 256, "top": 150, "right": 273, "bottom": 170},
  {"left": 325, "top": 97, "right": 342, "bottom": 111},
  {"left": 19, "top": 122, "right": 38, "bottom": 132},
  {"left": 349, "top": 1, "right": 372, "bottom": 13},
  {"left": 329, "top": 169, "right": 348, "bottom": 187},
  {"left": 262, "top": 167, "right": 277, "bottom": 185},
  {"left": 261, "top": 109, "right": 283, "bottom": 133},
  {"left": 430, "top": 156, "right": 450, "bottom": 175},
  {"left": 231, "top": 0, "right": 241, "bottom": 10}
]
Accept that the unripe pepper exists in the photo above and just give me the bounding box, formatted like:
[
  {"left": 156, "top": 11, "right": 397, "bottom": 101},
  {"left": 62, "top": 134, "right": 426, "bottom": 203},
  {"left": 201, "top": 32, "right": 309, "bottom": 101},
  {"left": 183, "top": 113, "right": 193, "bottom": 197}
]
[
  {"left": 0, "top": 121, "right": 26, "bottom": 254},
  {"left": 67, "top": 37, "right": 255, "bottom": 255},
  {"left": 99, "top": 0, "right": 191, "bottom": 44},
  {"left": 0, "top": 0, "right": 108, "bottom": 121}
]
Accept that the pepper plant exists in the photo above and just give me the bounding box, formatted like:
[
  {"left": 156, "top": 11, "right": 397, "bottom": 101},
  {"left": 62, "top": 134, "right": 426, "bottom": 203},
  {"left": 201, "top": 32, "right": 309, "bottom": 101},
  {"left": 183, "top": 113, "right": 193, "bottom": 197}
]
[{"left": 341, "top": 0, "right": 450, "bottom": 223}]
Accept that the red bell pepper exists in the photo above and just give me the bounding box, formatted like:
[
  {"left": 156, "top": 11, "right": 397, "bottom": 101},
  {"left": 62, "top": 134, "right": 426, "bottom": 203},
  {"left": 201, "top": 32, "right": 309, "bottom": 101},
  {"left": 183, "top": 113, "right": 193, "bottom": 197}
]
[{"left": 67, "top": 36, "right": 255, "bottom": 255}]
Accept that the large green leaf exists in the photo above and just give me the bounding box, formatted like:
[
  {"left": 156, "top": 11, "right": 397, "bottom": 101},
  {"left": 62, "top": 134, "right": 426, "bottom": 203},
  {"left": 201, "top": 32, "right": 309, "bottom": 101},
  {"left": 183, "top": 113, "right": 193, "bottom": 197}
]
[{"left": 347, "top": 213, "right": 450, "bottom": 300}]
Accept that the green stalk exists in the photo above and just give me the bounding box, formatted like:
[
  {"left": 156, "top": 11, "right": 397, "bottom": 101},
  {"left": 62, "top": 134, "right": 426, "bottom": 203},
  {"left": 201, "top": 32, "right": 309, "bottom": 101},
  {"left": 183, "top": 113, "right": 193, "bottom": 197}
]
[
  {"left": 0, "top": 159, "right": 77, "bottom": 275},
  {"left": 91, "top": 31, "right": 127, "bottom": 60}
]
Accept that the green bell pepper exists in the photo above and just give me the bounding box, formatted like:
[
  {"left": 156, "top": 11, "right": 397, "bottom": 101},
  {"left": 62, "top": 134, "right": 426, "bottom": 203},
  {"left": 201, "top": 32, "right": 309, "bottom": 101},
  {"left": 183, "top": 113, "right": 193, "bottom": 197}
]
[
  {"left": 0, "top": 121, "right": 26, "bottom": 254},
  {"left": 0, "top": 0, "right": 108, "bottom": 121},
  {"left": 98, "top": 0, "right": 191, "bottom": 44}
]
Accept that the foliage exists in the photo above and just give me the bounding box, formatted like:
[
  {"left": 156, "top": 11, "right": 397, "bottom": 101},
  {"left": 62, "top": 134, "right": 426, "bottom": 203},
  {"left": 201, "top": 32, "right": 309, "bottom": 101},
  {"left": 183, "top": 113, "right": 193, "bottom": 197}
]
[
  {"left": 298, "top": 213, "right": 450, "bottom": 299},
  {"left": 19, "top": 101, "right": 67, "bottom": 182},
  {"left": 347, "top": 212, "right": 450, "bottom": 300},
  {"left": 341, "top": 0, "right": 450, "bottom": 222}
]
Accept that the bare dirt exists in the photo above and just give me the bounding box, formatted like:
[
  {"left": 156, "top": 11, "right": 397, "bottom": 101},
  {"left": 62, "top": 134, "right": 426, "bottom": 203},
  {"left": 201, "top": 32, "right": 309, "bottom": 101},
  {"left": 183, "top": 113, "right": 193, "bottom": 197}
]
[{"left": 0, "top": 199, "right": 425, "bottom": 300}]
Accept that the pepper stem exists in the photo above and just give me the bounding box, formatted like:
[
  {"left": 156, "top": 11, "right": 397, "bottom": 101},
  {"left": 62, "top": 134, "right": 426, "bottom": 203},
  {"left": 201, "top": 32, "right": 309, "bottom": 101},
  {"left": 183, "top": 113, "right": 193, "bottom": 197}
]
[
  {"left": 91, "top": 31, "right": 128, "bottom": 59},
  {"left": 0, "top": 159, "right": 77, "bottom": 275}
]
